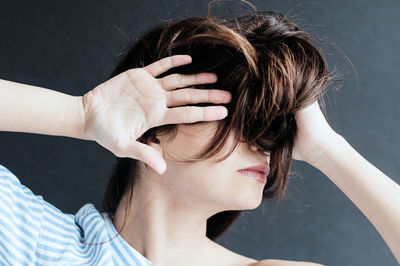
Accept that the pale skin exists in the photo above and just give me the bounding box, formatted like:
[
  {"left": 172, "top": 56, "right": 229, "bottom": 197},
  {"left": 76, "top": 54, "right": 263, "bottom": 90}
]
[{"left": 0, "top": 55, "right": 399, "bottom": 265}]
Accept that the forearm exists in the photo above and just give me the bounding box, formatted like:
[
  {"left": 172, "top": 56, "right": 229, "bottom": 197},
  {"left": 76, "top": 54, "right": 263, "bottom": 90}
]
[
  {"left": 0, "top": 78, "right": 89, "bottom": 140},
  {"left": 309, "top": 133, "right": 400, "bottom": 263}
]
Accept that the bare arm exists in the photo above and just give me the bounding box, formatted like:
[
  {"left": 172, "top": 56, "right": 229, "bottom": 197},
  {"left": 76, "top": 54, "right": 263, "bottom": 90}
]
[
  {"left": 0, "top": 78, "right": 87, "bottom": 140},
  {"left": 308, "top": 133, "right": 400, "bottom": 263},
  {"left": 0, "top": 55, "right": 233, "bottom": 173}
]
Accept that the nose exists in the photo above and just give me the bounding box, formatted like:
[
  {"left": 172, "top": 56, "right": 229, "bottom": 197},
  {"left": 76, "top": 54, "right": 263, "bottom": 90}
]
[
  {"left": 249, "top": 143, "right": 270, "bottom": 157},
  {"left": 249, "top": 144, "right": 258, "bottom": 152}
]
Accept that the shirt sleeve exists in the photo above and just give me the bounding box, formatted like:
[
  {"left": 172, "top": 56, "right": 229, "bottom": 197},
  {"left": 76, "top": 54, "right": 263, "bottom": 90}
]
[{"left": 0, "top": 162, "right": 45, "bottom": 265}]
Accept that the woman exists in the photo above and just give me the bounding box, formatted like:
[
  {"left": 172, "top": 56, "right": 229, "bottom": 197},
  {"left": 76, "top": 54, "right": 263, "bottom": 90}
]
[{"left": 0, "top": 7, "right": 399, "bottom": 266}]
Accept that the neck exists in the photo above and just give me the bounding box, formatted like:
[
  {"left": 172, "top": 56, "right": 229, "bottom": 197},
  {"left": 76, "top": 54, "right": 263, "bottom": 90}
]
[{"left": 112, "top": 176, "right": 219, "bottom": 265}]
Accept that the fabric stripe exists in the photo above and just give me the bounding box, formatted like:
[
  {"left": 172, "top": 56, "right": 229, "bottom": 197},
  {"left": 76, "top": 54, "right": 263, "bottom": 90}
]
[{"left": 0, "top": 163, "right": 152, "bottom": 265}]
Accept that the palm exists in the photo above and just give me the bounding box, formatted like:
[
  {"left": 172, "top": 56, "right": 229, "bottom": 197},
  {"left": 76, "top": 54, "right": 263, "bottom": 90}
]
[
  {"left": 80, "top": 55, "right": 232, "bottom": 174},
  {"left": 83, "top": 70, "right": 165, "bottom": 153}
]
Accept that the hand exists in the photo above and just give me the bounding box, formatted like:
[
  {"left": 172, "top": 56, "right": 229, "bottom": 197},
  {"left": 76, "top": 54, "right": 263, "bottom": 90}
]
[
  {"left": 292, "top": 100, "right": 340, "bottom": 164},
  {"left": 81, "top": 55, "right": 231, "bottom": 174}
]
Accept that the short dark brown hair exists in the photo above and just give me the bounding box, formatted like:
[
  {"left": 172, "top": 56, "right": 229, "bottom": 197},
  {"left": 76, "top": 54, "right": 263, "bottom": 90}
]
[{"left": 101, "top": 5, "right": 339, "bottom": 241}]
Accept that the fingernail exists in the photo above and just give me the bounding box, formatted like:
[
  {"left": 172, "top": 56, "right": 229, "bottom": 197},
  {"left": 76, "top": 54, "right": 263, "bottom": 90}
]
[
  {"left": 224, "top": 92, "right": 232, "bottom": 101},
  {"left": 157, "top": 162, "right": 167, "bottom": 175},
  {"left": 220, "top": 108, "right": 228, "bottom": 118},
  {"left": 183, "top": 55, "right": 192, "bottom": 63}
]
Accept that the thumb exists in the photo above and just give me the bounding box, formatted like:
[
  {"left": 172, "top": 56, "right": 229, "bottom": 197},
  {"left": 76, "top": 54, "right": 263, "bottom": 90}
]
[{"left": 125, "top": 140, "right": 167, "bottom": 175}]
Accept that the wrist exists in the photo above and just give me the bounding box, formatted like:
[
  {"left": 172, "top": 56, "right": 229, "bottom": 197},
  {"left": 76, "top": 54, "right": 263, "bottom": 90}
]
[
  {"left": 70, "top": 95, "right": 91, "bottom": 141},
  {"left": 304, "top": 132, "right": 347, "bottom": 169}
]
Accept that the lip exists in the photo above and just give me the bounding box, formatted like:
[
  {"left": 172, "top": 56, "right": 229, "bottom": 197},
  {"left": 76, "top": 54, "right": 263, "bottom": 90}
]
[{"left": 238, "top": 164, "right": 269, "bottom": 183}]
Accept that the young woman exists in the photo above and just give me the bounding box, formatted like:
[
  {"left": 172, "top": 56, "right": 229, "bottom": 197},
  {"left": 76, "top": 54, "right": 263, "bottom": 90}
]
[{"left": 0, "top": 8, "right": 399, "bottom": 266}]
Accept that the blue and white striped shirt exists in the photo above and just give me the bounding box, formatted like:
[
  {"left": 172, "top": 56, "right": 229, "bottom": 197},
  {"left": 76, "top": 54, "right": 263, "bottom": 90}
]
[{"left": 0, "top": 163, "right": 152, "bottom": 265}]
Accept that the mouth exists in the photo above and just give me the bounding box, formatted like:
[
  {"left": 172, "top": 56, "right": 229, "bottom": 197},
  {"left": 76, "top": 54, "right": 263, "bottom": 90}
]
[{"left": 237, "top": 169, "right": 267, "bottom": 183}]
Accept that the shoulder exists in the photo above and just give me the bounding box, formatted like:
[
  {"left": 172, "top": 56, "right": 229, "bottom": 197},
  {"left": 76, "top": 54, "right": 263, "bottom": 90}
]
[
  {"left": 252, "top": 259, "right": 325, "bottom": 266},
  {"left": 207, "top": 240, "right": 325, "bottom": 266}
]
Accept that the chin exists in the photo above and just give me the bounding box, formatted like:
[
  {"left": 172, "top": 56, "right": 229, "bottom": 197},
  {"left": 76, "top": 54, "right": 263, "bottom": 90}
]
[
  {"left": 202, "top": 172, "right": 266, "bottom": 212},
  {"left": 231, "top": 177, "right": 265, "bottom": 210},
  {"left": 227, "top": 189, "right": 264, "bottom": 211}
]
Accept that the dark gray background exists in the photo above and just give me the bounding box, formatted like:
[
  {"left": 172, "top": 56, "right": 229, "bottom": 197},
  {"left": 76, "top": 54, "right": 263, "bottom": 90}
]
[{"left": 0, "top": 0, "right": 399, "bottom": 265}]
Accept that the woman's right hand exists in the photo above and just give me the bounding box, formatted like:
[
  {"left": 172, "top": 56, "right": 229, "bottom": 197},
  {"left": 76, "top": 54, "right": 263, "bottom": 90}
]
[{"left": 82, "top": 55, "right": 231, "bottom": 174}]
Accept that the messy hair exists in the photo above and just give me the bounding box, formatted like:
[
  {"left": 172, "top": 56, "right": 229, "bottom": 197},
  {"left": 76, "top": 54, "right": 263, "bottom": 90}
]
[{"left": 101, "top": 5, "right": 338, "bottom": 241}]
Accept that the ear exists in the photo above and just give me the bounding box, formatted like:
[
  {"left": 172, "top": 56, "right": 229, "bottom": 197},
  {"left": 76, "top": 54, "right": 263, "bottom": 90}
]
[{"left": 147, "top": 134, "right": 163, "bottom": 154}]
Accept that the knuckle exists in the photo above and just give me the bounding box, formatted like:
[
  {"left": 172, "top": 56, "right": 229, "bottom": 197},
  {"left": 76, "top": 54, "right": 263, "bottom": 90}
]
[
  {"left": 194, "top": 73, "right": 202, "bottom": 84},
  {"left": 184, "top": 106, "right": 192, "bottom": 121},
  {"left": 175, "top": 74, "right": 183, "bottom": 87},
  {"left": 112, "top": 138, "right": 126, "bottom": 157},
  {"left": 158, "top": 77, "right": 165, "bottom": 89},
  {"left": 176, "top": 74, "right": 185, "bottom": 87},
  {"left": 113, "top": 148, "right": 124, "bottom": 158},
  {"left": 125, "top": 69, "right": 138, "bottom": 83},
  {"left": 159, "top": 58, "right": 168, "bottom": 73},
  {"left": 188, "top": 89, "right": 196, "bottom": 101},
  {"left": 126, "top": 68, "right": 137, "bottom": 77},
  {"left": 134, "top": 147, "right": 144, "bottom": 159},
  {"left": 169, "top": 56, "right": 175, "bottom": 68},
  {"left": 208, "top": 90, "right": 213, "bottom": 101}
]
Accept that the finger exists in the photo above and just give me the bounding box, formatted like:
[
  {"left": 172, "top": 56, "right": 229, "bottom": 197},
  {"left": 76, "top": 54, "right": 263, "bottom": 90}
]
[
  {"left": 119, "top": 140, "right": 167, "bottom": 175},
  {"left": 166, "top": 88, "right": 232, "bottom": 107},
  {"left": 158, "top": 72, "right": 217, "bottom": 91},
  {"left": 143, "top": 55, "right": 192, "bottom": 78},
  {"left": 163, "top": 106, "right": 228, "bottom": 124}
]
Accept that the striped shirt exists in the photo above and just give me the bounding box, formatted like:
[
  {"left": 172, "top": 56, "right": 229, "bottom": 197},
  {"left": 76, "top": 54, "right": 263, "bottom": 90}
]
[{"left": 0, "top": 163, "right": 152, "bottom": 265}]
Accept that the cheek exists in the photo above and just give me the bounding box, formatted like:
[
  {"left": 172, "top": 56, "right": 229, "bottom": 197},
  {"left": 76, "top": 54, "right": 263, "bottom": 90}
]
[
  {"left": 163, "top": 134, "right": 211, "bottom": 161},
  {"left": 200, "top": 167, "right": 265, "bottom": 210},
  {"left": 163, "top": 160, "right": 264, "bottom": 210},
  {"left": 172, "top": 125, "right": 218, "bottom": 156},
  {"left": 192, "top": 164, "right": 246, "bottom": 195},
  {"left": 167, "top": 163, "right": 230, "bottom": 197}
]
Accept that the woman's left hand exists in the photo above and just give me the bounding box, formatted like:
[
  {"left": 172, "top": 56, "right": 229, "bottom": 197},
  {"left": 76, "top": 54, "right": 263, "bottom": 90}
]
[{"left": 292, "top": 100, "right": 340, "bottom": 164}]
